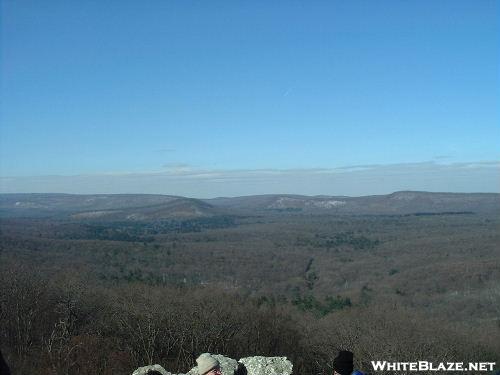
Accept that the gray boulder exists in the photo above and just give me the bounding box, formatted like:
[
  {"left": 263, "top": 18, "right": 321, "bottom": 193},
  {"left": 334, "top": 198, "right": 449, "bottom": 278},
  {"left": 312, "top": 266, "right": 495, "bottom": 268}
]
[
  {"left": 133, "top": 355, "right": 293, "bottom": 375},
  {"left": 238, "top": 356, "right": 293, "bottom": 375},
  {"left": 132, "top": 364, "right": 171, "bottom": 375},
  {"left": 186, "top": 353, "right": 239, "bottom": 375}
]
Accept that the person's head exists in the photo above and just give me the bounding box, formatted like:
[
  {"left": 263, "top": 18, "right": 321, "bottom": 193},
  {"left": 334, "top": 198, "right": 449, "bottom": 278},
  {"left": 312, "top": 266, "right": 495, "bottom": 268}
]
[
  {"left": 196, "top": 353, "right": 221, "bottom": 375},
  {"left": 332, "top": 350, "right": 353, "bottom": 375}
]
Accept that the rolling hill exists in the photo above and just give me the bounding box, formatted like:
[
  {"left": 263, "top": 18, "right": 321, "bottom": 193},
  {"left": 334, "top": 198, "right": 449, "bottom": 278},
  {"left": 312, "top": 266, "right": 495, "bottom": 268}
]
[{"left": 1, "top": 191, "right": 498, "bottom": 219}]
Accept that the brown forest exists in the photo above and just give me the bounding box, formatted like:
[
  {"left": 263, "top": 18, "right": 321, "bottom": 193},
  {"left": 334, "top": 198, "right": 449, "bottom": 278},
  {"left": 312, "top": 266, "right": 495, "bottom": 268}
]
[{"left": 1, "top": 194, "right": 499, "bottom": 375}]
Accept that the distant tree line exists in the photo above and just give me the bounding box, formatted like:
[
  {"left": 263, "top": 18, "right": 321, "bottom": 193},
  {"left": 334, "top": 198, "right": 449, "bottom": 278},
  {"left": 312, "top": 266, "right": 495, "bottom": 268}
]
[
  {"left": 57, "top": 216, "right": 238, "bottom": 242},
  {"left": 296, "top": 231, "right": 380, "bottom": 250}
]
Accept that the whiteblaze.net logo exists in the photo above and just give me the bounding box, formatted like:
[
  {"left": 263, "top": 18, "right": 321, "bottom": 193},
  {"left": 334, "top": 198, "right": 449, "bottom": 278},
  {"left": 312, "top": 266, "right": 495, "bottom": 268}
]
[{"left": 371, "top": 361, "right": 497, "bottom": 372}]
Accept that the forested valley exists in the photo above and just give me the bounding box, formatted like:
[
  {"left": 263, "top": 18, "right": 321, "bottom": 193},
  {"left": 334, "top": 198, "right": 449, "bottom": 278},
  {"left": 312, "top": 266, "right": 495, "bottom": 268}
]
[{"left": 1, "top": 194, "right": 499, "bottom": 374}]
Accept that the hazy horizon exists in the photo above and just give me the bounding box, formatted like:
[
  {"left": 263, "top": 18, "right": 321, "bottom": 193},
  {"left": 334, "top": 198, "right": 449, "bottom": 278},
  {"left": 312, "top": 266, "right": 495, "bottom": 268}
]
[{"left": 1, "top": 160, "right": 498, "bottom": 198}]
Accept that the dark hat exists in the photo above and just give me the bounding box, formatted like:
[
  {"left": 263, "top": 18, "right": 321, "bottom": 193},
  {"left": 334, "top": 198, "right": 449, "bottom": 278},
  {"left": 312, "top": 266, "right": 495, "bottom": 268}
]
[
  {"left": 0, "top": 350, "right": 11, "bottom": 375},
  {"left": 333, "top": 350, "right": 353, "bottom": 375}
]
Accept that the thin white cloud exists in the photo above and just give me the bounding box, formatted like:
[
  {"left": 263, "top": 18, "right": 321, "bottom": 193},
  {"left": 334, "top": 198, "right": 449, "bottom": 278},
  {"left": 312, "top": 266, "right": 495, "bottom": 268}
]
[
  {"left": 1, "top": 161, "right": 498, "bottom": 198},
  {"left": 162, "top": 162, "right": 191, "bottom": 168},
  {"left": 433, "top": 155, "right": 452, "bottom": 160}
]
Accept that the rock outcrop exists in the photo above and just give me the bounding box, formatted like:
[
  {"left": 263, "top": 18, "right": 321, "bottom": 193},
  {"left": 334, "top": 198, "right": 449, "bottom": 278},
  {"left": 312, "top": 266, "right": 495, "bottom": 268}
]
[
  {"left": 239, "top": 356, "right": 293, "bottom": 375},
  {"left": 133, "top": 364, "right": 171, "bottom": 375},
  {"left": 133, "top": 354, "right": 293, "bottom": 375}
]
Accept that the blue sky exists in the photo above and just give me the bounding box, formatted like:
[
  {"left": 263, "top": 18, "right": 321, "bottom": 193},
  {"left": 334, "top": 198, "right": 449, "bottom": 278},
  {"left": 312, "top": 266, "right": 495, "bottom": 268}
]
[{"left": 1, "top": 1, "right": 498, "bottom": 196}]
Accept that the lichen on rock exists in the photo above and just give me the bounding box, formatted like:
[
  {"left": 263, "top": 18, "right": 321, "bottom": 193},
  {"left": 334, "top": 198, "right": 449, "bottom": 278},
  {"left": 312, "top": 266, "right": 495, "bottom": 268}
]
[
  {"left": 133, "top": 355, "right": 293, "bottom": 375},
  {"left": 132, "top": 364, "right": 171, "bottom": 375},
  {"left": 239, "top": 356, "right": 293, "bottom": 375}
]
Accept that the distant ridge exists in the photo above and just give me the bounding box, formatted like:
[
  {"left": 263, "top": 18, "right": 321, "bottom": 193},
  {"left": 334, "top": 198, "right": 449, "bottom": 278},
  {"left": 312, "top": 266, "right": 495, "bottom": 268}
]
[
  {"left": 0, "top": 194, "right": 218, "bottom": 219},
  {"left": 204, "top": 191, "right": 500, "bottom": 215},
  {"left": 0, "top": 191, "right": 498, "bottom": 219}
]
